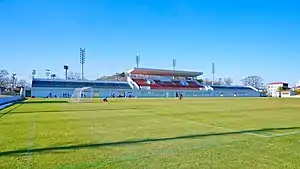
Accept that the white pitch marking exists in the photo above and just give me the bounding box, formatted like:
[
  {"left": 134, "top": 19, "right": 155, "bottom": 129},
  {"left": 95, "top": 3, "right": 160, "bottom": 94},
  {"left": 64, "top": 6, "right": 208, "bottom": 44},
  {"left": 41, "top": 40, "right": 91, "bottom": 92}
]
[
  {"left": 267, "top": 131, "right": 300, "bottom": 138},
  {"left": 26, "top": 117, "right": 36, "bottom": 168}
]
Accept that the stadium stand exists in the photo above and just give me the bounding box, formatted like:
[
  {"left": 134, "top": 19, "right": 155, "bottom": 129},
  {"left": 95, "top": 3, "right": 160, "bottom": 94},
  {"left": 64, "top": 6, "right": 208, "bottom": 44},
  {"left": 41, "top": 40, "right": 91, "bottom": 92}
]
[
  {"left": 126, "top": 68, "right": 259, "bottom": 97},
  {"left": 128, "top": 68, "right": 205, "bottom": 90},
  {"left": 24, "top": 67, "right": 260, "bottom": 98},
  {"left": 32, "top": 79, "right": 131, "bottom": 89}
]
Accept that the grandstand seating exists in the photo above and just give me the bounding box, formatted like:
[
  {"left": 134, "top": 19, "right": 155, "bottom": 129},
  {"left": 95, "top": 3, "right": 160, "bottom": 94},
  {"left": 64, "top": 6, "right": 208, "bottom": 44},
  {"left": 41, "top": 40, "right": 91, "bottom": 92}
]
[
  {"left": 132, "top": 78, "right": 205, "bottom": 90},
  {"left": 131, "top": 77, "right": 258, "bottom": 93},
  {"left": 210, "top": 85, "right": 253, "bottom": 91},
  {"left": 32, "top": 79, "right": 132, "bottom": 89},
  {"left": 27, "top": 67, "right": 261, "bottom": 98}
]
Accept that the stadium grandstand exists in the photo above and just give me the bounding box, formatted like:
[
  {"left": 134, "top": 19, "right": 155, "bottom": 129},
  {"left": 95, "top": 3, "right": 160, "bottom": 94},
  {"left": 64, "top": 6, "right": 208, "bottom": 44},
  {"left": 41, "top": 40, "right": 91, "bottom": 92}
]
[
  {"left": 127, "top": 68, "right": 207, "bottom": 90},
  {"left": 21, "top": 67, "right": 260, "bottom": 98}
]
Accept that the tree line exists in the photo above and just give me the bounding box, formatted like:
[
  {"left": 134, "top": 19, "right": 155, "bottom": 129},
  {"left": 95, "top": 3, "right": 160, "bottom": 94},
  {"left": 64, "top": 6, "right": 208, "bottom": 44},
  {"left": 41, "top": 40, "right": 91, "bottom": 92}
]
[
  {"left": 96, "top": 72, "right": 126, "bottom": 81},
  {"left": 196, "top": 77, "right": 234, "bottom": 85},
  {"left": 197, "top": 76, "right": 264, "bottom": 89},
  {"left": 0, "top": 69, "right": 29, "bottom": 88}
]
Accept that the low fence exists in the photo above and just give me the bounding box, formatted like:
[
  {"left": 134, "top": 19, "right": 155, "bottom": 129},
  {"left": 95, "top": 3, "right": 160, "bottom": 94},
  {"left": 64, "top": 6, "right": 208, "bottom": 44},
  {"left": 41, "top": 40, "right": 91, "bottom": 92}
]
[
  {"left": 30, "top": 87, "right": 262, "bottom": 98},
  {"left": 0, "top": 96, "right": 24, "bottom": 110}
]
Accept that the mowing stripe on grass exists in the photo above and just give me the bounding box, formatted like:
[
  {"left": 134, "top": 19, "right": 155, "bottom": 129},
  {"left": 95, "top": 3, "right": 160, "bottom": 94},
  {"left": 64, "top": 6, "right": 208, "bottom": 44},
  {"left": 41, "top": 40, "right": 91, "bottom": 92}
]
[
  {"left": 26, "top": 115, "right": 36, "bottom": 168},
  {"left": 182, "top": 119, "right": 264, "bottom": 137},
  {"left": 56, "top": 130, "right": 299, "bottom": 168},
  {"left": 156, "top": 115, "right": 268, "bottom": 138},
  {"left": 193, "top": 121, "right": 268, "bottom": 138},
  {"left": 55, "top": 138, "right": 251, "bottom": 169}
]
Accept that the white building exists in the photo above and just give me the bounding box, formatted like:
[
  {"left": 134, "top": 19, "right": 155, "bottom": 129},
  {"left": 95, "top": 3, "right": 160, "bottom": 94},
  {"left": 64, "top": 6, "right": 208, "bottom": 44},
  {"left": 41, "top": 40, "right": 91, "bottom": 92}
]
[
  {"left": 291, "top": 80, "right": 300, "bottom": 92},
  {"left": 296, "top": 80, "right": 300, "bottom": 87},
  {"left": 266, "top": 82, "right": 289, "bottom": 97}
]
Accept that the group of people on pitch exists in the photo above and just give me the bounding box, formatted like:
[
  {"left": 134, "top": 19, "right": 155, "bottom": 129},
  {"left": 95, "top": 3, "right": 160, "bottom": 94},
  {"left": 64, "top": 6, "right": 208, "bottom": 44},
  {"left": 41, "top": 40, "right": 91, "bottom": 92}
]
[{"left": 102, "top": 93, "right": 183, "bottom": 102}]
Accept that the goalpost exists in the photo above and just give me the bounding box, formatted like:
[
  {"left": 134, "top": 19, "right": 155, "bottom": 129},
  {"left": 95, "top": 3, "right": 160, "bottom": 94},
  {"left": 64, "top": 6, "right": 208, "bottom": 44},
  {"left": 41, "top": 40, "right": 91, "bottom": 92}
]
[{"left": 70, "top": 87, "right": 94, "bottom": 103}]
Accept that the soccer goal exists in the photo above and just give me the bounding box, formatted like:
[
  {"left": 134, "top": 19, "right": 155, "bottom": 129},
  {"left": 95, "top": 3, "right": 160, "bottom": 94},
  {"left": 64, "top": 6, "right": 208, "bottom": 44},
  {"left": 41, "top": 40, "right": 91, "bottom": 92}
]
[{"left": 70, "top": 87, "right": 94, "bottom": 103}]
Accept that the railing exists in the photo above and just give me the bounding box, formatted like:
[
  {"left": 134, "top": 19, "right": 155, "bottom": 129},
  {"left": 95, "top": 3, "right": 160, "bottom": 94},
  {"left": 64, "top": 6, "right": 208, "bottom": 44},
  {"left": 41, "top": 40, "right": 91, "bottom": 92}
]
[
  {"left": 127, "top": 77, "right": 140, "bottom": 89},
  {"left": 246, "top": 86, "right": 259, "bottom": 92}
]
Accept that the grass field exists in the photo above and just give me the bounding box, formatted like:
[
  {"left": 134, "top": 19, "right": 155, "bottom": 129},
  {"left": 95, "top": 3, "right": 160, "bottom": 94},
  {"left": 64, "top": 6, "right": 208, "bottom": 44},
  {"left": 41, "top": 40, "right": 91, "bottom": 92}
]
[{"left": 0, "top": 98, "right": 300, "bottom": 169}]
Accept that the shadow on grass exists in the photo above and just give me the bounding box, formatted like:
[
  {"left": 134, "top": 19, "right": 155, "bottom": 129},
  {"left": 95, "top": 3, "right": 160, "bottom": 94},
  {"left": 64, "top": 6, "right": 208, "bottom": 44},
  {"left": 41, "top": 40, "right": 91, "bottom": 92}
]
[
  {"left": 19, "top": 100, "right": 69, "bottom": 104},
  {"left": 0, "top": 126, "right": 299, "bottom": 157},
  {"left": 9, "top": 107, "right": 152, "bottom": 114},
  {"left": 161, "top": 106, "right": 300, "bottom": 117},
  {"left": 0, "top": 102, "right": 24, "bottom": 118}
]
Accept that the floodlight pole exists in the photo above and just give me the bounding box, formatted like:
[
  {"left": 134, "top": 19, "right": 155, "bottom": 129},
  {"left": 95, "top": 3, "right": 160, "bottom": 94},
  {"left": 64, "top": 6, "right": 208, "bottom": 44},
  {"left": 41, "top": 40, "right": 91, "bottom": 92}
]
[
  {"left": 136, "top": 54, "right": 140, "bottom": 68},
  {"left": 12, "top": 73, "right": 16, "bottom": 86},
  {"left": 45, "top": 69, "right": 50, "bottom": 79},
  {"left": 172, "top": 58, "right": 176, "bottom": 70},
  {"left": 64, "top": 65, "right": 68, "bottom": 80},
  {"left": 80, "top": 48, "right": 86, "bottom": 80},
  {"left": 212, "top": 63, "right": 215, "bottom": 85},
  {"left": 32, "top": 69, "right": 36, "bottom": 79}
]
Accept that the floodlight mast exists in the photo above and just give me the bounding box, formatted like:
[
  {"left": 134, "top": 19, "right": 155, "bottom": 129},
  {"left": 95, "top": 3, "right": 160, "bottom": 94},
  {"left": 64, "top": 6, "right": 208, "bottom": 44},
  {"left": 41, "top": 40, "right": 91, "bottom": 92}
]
[
  {"left": 80, "top": 48, "right": 86, "bottom": 80},
  {"left": 172, "top": 58, "right": 176, "bottom": 70},
  {"left": 32, "top": 69, "right": 36, "bottom": 79},
  {"left": 64, "top": 65, "right": 69, "bottom": 80},
  {"left": 45, "top": 69, "right": 51, "bottom": 79},
  {"left": 172, "top": 58, "right": 176, "bottom": 80},
  {"left": 212, "top": 63, "right": 215, "bottom": 85},
  {"left": 136, "top": 54, "right": 140, "bottom": 68},
  {"left": 11, "top": 73, "right": 16, "bottom": 94}
]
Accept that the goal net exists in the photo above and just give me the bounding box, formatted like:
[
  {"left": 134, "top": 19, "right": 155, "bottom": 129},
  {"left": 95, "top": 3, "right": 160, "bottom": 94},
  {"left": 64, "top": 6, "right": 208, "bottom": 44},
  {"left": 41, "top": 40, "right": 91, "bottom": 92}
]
[{"left": 71, "top": 87, "right": 94, "bottom": 103}]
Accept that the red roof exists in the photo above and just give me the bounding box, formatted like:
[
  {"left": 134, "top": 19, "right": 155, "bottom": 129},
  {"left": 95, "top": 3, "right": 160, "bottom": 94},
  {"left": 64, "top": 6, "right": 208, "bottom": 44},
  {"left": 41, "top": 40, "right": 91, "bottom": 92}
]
[
  {"left": 128, "top": 68, "right": 203, "bottom": 77},
  {"left": 268, "top": 82, "right": 288, "bottom": 85}
]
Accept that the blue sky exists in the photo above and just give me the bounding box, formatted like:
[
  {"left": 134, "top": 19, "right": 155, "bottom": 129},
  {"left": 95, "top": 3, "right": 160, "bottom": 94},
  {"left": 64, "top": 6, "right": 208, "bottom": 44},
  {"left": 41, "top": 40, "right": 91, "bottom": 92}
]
[{"left": 1, "top": 0, "right": 300, "bottom": 85}]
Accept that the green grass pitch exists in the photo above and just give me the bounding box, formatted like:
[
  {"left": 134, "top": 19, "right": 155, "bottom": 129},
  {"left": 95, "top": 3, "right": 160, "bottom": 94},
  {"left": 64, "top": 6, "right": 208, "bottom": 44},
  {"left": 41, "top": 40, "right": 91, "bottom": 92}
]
[{"left": 0, "top": 98, "right": 300, "bottom": 169}]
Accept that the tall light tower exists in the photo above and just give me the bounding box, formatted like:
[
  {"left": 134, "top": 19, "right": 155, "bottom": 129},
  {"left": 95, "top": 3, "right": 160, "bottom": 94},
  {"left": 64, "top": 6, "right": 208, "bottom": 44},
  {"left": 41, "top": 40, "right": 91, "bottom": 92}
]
[
  {"left": 212, "top": 63, "right": 215, "bottom": 85},
  {"left": 172, "top": 58, "right": 176, "bottom": 70},
  {"left": 136, "top": 54, "right": 140, "bottom": 68},
  {"left": 12, "top": 73, "right": 16, "bottom": 88},
  {"left": 11, "top": 73, "right": 16, "bottom": 94},
  {"left": 64, "top": 65, "right": 69, "bottom": 80},
  {"left": 135, "top": 54, "right": 140, "bottom": 68},
  {"left": 32, "top": 69, "right": 36, "bottom": 79},
  {"left": 80, "top": 48, "right": 86, "bottom": 80},
  {"left": 45, "top": 69, "right": 51, "bottom": 79}
]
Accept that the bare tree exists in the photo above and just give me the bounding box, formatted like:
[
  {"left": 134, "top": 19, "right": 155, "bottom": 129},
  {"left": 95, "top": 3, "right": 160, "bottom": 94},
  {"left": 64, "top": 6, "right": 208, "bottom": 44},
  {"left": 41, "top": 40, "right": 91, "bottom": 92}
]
[
  {"left": 68, "top": 71, "right": 74, "bottom": 79},
  {"left": 96, "top": 72, "right": 127, "bottom": 81},
  {"left": 119, "top": 72, "right": 126, "bottom": 77},
  {"left": 241, "top": 76, "right": 264, "bottom": 89},
  {"left": 204, "top": 78, "right": 223, "bottom": 85},
  {"left": 216, "top": 78, "right": 223, "bottom": 85},
  {"left": 68, "top": 71, "right": 81, "bottom": 80},
  {"left": 196, "top": 78, "right": 204, "bottom": 84},
  {"left": 74, "top": 72, "right": 81, "bottom": 80},
  {"left": 17, "top": 79, "right": 28, "bottom": 87},
  {"left": 0, "top": 69, "right": 9, "bottom": 77},
  {"left": 224, "top": 77, "right": 233, "bottom": 85},
  {"left": 0, "top": 69, "right": 9, "bottom": 87},
  {"left": 203, "top": 78, "right": 213, "bottom": 85}
]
